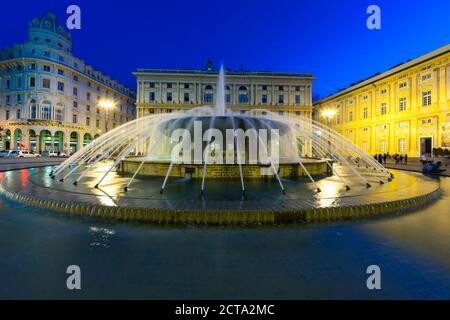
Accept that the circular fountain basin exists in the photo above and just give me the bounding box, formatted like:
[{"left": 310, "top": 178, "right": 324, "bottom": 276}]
[
  {"left": 0, "top": 165, "right": 440, "bottom": 225},
  {"left": 119, "top": 157, "right": 332, "bottom": 178}
]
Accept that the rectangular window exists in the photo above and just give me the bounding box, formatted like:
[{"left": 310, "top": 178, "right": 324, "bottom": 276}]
[
  {"left": 399, "top": 97, "right": 407, "bottom": 111},
  {"left": 149, "top": 83, "right": 155, "bottom": 88},
  {"left": 30, "top": 64, "right": 36, "bottom": 70},
  {"left": 73, "top": 101, "right": 78, "bottom": 108},
  {"left": 278, "top": 86, "right": 284, "bottom": 91},
  {"left": 166, "top": 92, "right": 172, "bottom": 102},
  {"left": 57, "top": 82, "right": 64, "bottom": 92},
  {"left": 381, "top": 103, "right": 387, "bottom": 115},
  {"left": 29, "top": 77, "right": 35, "bottom": 88},
  {"left": 87, "top": 92, "right": 91, "bottom": 101},
  {"left": 278, "top": 95, "right": 284, "bottom": 104},
  {"left": 44, "top": 51, "right": 50, "bottom": 57},
  {"left": 204, "top": 93, "right": 213, "bottom": 103},
  {"left": 422, "top": 91, "right": 431, "bottom": 106},
  {"left": 399, "top": 138, "right": 406, "bottom": 152},
  {"left": 336, "top": 114, "right": 341, "bottom": 124},
  {"left": 87, "top": 105, "right": 91, "bottom": 112},
  {"left": 6, "top": 110, "right": 10, "bottom": 120},
  {"left": 295, "top": 95, "right": 301, "bottom": 104},
  {"left": 348, "top": 111, "right": 353, "bottom": 122},
  {"left": 295, "top": 86, "right": 301, "bottom": 92},
  {"left": 72, "top": 114, "right": 77, "bottom": 124},
  {"left": 226, "top": 93, "right": 231, "bottom": 103},
  {"left": 363, "top": 108, "right": 368, "bottom": 119},
  {"left": 58, "top": 69, "right": 64, "bottom": 75},
  {"left": 6, "top": 79, "right": 10, "bottom": 89},
  {"left": 184, "top": 92, "right": 189, "bottom": 102},
  {"left": 96, "top": 119, "right": 100, "bottom": 128},
  {"left": 73, "top": 87, "right": 78, "bottom": 96},
  {"left": 184, "top": 83, "right": 190, "bottom": 89},
  {"left": 166, "top": 83, "right": 172, "bottom": 89},
  {"left": 42, "top": 78, "right": 51, "bottom": 89},
  {"left": 262, "top": 94, "right": 267, "bottom": 104},
  {"left": 86, "top": 117, "right": 90, "bottom": 126},
  {"left": 380, "top": 140, "right": 386, "bottom": 153},
  {"left": 239, "top": 94, "right": 248, "bottom": 104},
  {"left": 261, "top": 85, "right": 267, "bottom": 91},
  {"left": 17, "top": 78, "right": 22, "bottom": 88},
  {"left": 43, "top": 65, "right": 51, "bottom": 72},
  {"left": 149, "top": 92, "right": 155, "bottom": 101}
]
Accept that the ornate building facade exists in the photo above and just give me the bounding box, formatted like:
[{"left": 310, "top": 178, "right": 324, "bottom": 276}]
[
  {"left": 0, "top": 12, "right": 136, "bottom": 154},
  {"left": 313, "top": 44, "right": 450, "bottom": 157},
  {"left": 134, "top": 60, "right": 314, "bottom": 120}
]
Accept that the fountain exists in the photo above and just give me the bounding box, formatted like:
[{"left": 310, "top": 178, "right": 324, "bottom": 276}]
[
  {"left": 0, "top": 66, "right": 440, "bottom": 224},
  {"left": 52, "top": 65, "right": 391, "bottom": 194}
]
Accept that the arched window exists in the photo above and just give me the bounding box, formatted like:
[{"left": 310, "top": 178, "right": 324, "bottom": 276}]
[
  {"left": 239, "top": 86, "right": 247, "bottom": 91},
  {"left": 205, "top": 85, "right": 213, "bottom": 90},
  {"left": 225, "top": 86, "right": 231, "bottom": 91}
]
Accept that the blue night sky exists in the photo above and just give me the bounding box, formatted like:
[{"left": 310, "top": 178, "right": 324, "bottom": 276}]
[{"left": 1, "top": 0, "right": 449, "bottom": 98}]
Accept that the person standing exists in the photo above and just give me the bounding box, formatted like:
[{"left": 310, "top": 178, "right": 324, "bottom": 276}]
[{"left": 404, "top": 154, "right": 408, "bottom": 165}]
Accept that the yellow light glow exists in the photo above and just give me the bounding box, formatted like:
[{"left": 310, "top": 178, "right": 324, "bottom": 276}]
[
  {"left": 98, "top": 99, "right": 115, "bottom": 110},
  {"left": 322, "top": 109, "right": 337, "bottom": 118}
]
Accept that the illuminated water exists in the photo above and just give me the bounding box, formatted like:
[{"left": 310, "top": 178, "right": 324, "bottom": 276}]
[{"left": 0, "top": 175, "right": 449, "bottom": 299}]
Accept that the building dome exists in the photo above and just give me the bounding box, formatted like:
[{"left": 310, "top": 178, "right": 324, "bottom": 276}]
[{"left": 28, "top": 12, "right": 72, "bottom": 52}]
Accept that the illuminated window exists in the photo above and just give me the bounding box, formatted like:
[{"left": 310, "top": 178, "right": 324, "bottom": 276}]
[
  {"left": 422, "top": 91, "right": 431, "bottom": 106},
  {"left": 399, "top": 138, "right": 406, "bottom": 152},
  {"left": 399, "top": 97, "right": 407, "bottom": 111},
  {"left": 381, "top": 103, "right": 387, "bottom": 115}
]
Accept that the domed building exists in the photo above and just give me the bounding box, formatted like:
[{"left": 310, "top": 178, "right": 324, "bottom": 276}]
[{"left": 0, "top": 12, "right": 136, "bottom": 154}]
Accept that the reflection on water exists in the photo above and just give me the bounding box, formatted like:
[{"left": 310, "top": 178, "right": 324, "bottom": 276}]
[{"left": 0, "top": 176, "right": 449, "bottom": 299}]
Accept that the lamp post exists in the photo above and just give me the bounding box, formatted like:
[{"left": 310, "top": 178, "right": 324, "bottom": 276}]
[{"left": 98, "top": 99, "right": 116, "bottom": 133}]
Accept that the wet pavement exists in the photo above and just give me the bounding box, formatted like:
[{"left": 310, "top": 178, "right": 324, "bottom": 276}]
[{"left": 0, "top": 161, "right": 449, "bottom": 299}]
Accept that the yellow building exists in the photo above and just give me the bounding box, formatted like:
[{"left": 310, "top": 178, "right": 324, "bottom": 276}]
[{"left": 313, "top": 44, "right": 450, "bottom": 158}]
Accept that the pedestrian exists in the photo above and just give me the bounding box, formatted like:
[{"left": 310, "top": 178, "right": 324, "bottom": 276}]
[
  {"left": 404, "top": 154, "right": 408, "bottom": 164},
  {"left": 383, "top": 153, "right": 387, "bottom": 164},
  {"left": 399, "top": 154, "right": 403, "bottom": 165}
]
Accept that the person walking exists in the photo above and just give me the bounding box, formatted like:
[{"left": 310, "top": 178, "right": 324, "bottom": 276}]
[{"left": 404, "top": 154, "right": 408, "bottom": 165}]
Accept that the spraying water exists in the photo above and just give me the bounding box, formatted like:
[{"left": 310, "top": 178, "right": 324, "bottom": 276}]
[{"left": 215, "top": 65, "right": 226, "bottom": 116}]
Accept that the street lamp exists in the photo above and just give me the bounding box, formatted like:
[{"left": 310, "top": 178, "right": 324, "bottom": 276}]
[{"left": 98, "top": 98, "right": 116, "bottom": 133}]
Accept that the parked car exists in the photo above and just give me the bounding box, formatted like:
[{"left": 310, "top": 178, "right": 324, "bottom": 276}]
[
  {"left": 0, "top": 150, "right": 12, "bottom": 158},
  {"left": 20, "top": 150, "right": 41, "bottom": 158},
  {"left": 42, "top": 150, "right": 67, "bottom": 157},
  {"left": 8, "top": 150, "right": 24, "bottom": 158}
]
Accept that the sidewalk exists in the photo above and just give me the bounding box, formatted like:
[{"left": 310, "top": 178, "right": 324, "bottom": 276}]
[
  {"left": 0, "top": 158, "right": 65, "bottom": 172},
  {"left": 383, "top": 159, "right": 450, "bottom": 177}
]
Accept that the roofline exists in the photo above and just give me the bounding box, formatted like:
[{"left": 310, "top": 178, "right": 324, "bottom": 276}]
[
  {"left": 314, "top": 43, "right": 450, "bottom": 105},
  {"left": 133, "top": 69, "right": 315, "bottom": 79}
]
